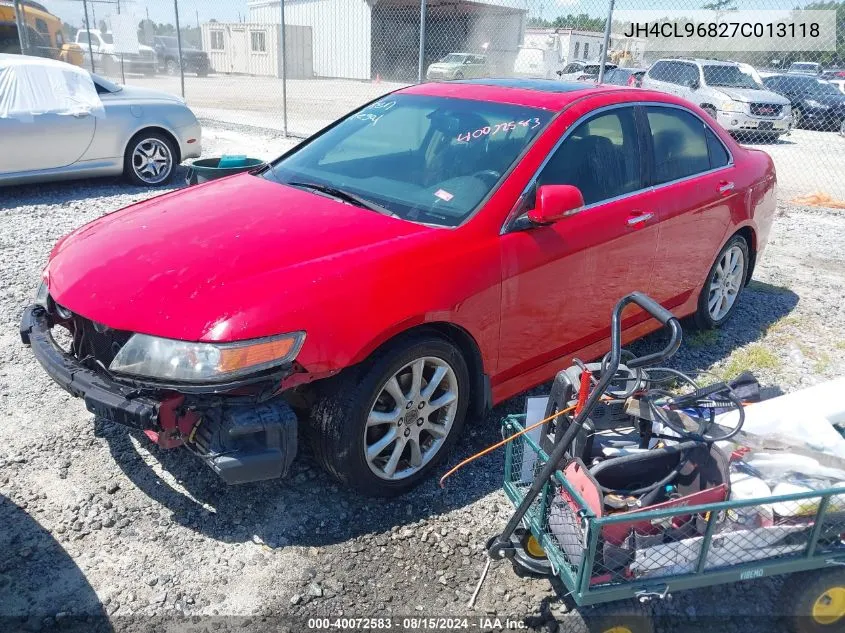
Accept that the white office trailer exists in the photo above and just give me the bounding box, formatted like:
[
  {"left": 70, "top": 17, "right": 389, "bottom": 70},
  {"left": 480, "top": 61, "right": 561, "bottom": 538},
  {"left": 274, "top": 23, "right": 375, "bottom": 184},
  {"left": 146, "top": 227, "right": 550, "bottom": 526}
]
[
  {"left": 247, "top": 0, "right": 528, "bottom": 81},
  {"left": 200, "top": 22, "right": 313, "bottom": 78}
]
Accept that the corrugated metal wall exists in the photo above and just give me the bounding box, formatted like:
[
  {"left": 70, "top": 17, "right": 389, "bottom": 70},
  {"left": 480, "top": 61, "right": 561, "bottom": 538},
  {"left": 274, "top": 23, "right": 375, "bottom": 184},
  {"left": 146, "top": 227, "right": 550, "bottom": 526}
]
[
  {"left": 201, "top": 22, "right": 313, "bottom": 78},
  {"left": 250, "top": 0, "right": 372, "bottom": 80}
]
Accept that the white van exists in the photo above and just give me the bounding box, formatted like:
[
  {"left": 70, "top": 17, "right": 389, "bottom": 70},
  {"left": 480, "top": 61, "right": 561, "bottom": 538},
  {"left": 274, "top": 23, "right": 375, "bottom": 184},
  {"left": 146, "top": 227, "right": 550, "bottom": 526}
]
[{"left": 513, "top": 46, "right": 560, "bottom": 79}]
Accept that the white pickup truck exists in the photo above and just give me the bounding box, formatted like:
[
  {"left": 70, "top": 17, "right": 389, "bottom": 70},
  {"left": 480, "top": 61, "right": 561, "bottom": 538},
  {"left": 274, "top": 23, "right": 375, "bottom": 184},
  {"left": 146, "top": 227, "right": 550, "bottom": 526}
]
[{"left": 75, "top": 29, "right": 156, "bottom": 76}]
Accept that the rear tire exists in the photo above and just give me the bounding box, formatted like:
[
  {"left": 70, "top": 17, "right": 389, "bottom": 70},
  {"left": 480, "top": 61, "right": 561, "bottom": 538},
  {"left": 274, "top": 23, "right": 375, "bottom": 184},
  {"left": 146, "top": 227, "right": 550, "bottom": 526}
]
[
  {"left": 310, "top": 335, "right": 470, "bottom": 497},
  {"left": 692, "top": 234, "right": 749, "bottom": 330},
  {"left": 780, "top": 568, "right": 845, "bottom": 633},
  {"left": 124, "top": 130, "right": 177, "bottom": 187},
  {"left": 454, "top": 71, "right": 464, "bottom": 80},
  {"left": 563, "top": 600, "right": 654, "bottom": 633}
]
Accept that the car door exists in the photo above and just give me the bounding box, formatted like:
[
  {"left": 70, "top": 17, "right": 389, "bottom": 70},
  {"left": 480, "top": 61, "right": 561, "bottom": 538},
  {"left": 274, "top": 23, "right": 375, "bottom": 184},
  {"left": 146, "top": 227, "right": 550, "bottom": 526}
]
[
  {"left": 644, "top": 104, "right": 737, "bottom": 308},
  {"left": 673, "top": 62, "right": 699, "bottom": 103},
  {"left": 0, "top": 69, "right": 97, "bottom": 174},
  {"left": 497, "top": 105, "right": 661, "bottom": 380}
]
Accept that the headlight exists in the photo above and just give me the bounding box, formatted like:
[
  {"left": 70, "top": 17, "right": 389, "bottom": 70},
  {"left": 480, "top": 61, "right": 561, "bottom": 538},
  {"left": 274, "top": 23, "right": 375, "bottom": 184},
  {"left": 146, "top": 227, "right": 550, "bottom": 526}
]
[
  {"left": 806, "top": 99, "right": 829, "bottom": 109},
  {"left": 721, "top": 100, "right": 745, "bottom": 113},
  {"left": 109, "top": 331, "right": 305, "bottom": 383}
]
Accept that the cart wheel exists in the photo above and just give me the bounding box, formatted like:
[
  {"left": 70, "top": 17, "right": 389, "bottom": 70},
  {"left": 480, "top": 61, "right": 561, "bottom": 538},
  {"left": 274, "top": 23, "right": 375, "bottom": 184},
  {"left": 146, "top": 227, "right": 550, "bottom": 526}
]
[
  {"left": 510, "top": 528, "right": 553, "bottom": 578},
  {"left": 562, "top": 600, "right": 653, "bottom": 633},
  {"left": 781, "top": 568, "right": 845, "bottom": 633}
]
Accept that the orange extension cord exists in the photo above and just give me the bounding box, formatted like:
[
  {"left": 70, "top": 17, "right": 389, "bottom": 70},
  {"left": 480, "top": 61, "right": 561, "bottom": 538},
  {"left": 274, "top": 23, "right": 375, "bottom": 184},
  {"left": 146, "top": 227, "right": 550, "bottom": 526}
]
[{"left": 438, "top": 402, "right": 579, "bottom": 488}]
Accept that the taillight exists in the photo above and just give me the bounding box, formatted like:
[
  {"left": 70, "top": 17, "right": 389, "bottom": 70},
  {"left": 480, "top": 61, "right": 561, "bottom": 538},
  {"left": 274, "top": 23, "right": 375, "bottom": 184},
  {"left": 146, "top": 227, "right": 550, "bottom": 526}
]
[{"left": 627, "top": 75, "right": 635, "bottom": 86}]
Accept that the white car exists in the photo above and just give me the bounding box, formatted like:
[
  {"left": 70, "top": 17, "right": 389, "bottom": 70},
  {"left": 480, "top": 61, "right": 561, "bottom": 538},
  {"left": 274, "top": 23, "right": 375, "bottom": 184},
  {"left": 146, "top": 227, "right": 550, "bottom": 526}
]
[
  {"left": 557, "top": 61, "right": 616, "bottom": 82},
  {"left": 642, "top": 58, "right": 792, "bottom": 139},
  {"left": 0, "top": 55, "right": 201, "bottom": 186}
]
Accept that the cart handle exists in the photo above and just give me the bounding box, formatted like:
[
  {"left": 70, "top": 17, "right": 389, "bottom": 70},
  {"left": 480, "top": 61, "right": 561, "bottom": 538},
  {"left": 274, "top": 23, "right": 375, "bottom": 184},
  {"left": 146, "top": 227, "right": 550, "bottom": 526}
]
[
  {"left": 488, "top": 293, "right": 681, "bottom": 557},
  {"left": 623, "top": 292, "right": 683, "bottom": 369}
]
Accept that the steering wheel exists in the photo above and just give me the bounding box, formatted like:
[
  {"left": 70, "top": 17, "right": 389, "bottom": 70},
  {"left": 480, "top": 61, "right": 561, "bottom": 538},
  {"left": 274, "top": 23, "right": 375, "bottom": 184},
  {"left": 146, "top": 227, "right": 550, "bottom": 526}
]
[{"left": 471, "top": 169, "right": 502, "bottom": 186}]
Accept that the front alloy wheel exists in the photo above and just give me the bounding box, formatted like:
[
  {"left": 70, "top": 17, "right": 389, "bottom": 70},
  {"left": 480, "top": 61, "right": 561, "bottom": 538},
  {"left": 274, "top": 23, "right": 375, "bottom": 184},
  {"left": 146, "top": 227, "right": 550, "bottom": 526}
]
[
  {"left": 310, "top": 335, "right": 470, "bottom": 496},
  {"left": 365, "top": 357, "right": 458, "bottom": 480}
]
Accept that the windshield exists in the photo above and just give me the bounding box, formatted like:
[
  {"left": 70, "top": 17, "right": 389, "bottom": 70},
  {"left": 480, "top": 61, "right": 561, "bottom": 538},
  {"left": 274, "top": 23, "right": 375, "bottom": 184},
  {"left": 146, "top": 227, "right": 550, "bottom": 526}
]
[
  {"left": 101, "top": 33, "right": 114, "bottom": 44},
  {"left": 263, "top": 94, "right": 553, "bottom": 227},
  {"left": 813, "top": 81, "right": 841, "bottom": 95},
  {"left": 703, "top": 65, "right": 759, "bottom": 89},
  {"left": 91, "top": 73, "right": 122, "bottom": 92},
  {"left": 441, "top": 54, "right": 468, "bottom": 63}
]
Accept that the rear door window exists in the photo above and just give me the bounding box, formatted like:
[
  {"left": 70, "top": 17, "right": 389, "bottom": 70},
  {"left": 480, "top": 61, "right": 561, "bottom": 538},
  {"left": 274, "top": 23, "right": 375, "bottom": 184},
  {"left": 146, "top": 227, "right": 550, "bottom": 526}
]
[
  {"left": 705, "top": 127, "right": 730, "bottom": 169},
  {"left": 645, "top": 106, "right": 712, "bottom": 184}
]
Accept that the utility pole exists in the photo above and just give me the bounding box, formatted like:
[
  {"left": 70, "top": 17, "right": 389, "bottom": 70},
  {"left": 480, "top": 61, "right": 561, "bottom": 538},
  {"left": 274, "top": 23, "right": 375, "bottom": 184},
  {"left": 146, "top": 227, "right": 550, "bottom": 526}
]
[
  {"left": 173, "top": 0, "right": 185, "bottom": 98},
  {"left": 280, "top": 0, "right": 288, "bottom": 136},
  {"left": 117, "top": 0, "right": 125, "bottom": 83},
  {"left": 12, "top": 0, "right": 29, "bottom": 55},
  {"left": 417, "top": 0, "right": 427, "bottom": 83},
  {"left": 597, "top": 0, "right": 615, "bottom": 84},
  {"left": 82, "top": 0, "right": 96, "bottom": 72}
]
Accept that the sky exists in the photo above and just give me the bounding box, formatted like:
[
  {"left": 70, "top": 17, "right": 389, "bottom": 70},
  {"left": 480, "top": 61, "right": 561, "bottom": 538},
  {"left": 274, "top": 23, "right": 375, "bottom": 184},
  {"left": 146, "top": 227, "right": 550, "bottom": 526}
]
[{"left": 40, "top": 0, "right": 824, "bottom": 30}]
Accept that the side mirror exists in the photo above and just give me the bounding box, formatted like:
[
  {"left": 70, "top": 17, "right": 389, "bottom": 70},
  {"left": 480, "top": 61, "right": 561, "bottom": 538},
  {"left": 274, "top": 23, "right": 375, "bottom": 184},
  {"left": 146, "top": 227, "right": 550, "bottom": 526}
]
[
  {"left": 527, "top": 184, "right": 585, "bottom": 225},
  {"left": 689, "top": 78, "right": 700, "bottom": 90}
]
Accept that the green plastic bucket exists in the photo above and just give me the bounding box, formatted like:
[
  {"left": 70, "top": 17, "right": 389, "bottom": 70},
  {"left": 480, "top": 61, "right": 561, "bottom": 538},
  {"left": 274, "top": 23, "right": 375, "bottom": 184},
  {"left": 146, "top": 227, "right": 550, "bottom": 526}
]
[{"left": 186, "top": 155, "right": 265, "bottom": 185}]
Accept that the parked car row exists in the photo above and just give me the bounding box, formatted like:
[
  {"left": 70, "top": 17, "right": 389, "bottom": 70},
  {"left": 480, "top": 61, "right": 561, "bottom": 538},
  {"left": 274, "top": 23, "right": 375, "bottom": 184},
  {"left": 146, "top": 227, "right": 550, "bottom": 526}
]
[{"left": 73, "top": 29, "right": 210, "bottom": 77}]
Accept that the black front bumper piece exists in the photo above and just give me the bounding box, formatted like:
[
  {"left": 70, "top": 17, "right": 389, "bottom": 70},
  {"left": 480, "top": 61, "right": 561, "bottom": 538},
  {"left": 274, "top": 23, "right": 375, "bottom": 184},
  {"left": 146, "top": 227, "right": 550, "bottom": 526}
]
[
  {"left": 20, "top": 304, "right": 298, "bottom": 485},
  {"left": 20, "top": 304, "right": 159, "bottom": 429}
]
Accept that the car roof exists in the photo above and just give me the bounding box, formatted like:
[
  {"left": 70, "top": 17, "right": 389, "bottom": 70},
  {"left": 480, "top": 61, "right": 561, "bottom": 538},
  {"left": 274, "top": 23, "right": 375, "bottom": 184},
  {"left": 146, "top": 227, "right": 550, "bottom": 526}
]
[
  {"left": 403, "top": 78, "right": 674, "bottom": 111},
  {"left": 655, "top": 58, "right": 739, "bottom": 67}
]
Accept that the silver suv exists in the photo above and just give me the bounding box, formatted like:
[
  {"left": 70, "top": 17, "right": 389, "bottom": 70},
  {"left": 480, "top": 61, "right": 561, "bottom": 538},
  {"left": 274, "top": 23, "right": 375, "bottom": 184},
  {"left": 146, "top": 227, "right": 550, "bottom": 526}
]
[{"left": 642, "top": 58, "right": 792, "bottom": 138}]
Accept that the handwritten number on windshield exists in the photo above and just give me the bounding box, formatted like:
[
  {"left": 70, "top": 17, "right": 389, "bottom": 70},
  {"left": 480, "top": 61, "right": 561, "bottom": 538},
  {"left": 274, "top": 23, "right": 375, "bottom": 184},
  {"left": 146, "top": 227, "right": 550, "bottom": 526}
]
[{"left": 456, "top": 117, "right": 542, "bottom": 143}]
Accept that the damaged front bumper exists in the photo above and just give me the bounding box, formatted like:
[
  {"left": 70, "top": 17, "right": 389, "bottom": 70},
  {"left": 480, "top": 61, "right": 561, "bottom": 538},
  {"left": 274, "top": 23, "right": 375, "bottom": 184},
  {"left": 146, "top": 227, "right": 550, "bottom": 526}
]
[{"left": 20, "top": 304, "right": 297, "bottom": 485}]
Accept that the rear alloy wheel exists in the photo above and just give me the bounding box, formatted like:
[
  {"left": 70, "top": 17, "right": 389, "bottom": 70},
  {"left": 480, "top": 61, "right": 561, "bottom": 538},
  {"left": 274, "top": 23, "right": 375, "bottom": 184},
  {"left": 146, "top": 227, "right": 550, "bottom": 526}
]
[
  {"left": 124, "top": 131, "right": 176, "bottom": 186},
  {"left": 311, "top": 335, "right": 470, "bottom": 496},
  {"left": 693, "top": 234, "right": 749, "bottom": 329}
]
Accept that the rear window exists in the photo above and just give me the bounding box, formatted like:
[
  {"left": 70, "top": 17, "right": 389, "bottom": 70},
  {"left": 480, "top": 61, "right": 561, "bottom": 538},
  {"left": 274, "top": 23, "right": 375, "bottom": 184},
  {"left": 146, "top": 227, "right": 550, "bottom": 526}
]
[{"left": 646, "top": 106, "right": 711, "bottom": 184}]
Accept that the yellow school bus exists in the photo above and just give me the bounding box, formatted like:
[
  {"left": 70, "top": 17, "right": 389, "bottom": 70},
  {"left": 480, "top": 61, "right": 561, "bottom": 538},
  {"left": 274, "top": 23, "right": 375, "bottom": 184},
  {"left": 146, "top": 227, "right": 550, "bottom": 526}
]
[{"left": 0, "top": 0, "right": 83, "bottom": 66}]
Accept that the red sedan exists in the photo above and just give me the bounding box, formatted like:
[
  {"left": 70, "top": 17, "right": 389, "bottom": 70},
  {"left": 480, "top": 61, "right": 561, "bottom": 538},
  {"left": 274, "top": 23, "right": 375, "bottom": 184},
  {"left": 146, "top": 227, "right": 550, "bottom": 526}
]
[{"left": 21, "top": 79, "right": 776, "bottom": 496}]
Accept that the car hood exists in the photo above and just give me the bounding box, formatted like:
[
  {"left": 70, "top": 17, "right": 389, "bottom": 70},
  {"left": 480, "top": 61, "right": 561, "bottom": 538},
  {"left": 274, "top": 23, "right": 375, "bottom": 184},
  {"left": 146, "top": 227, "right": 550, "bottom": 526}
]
[
  {"left": 46, "top": 174, "right": 429, "bottom": 342},
  {"left": 101, "top": 84, "right": 185, "bottom": 103},
  {"left": 715, "top": 87, "right": 790, "bottom": 105},
  {"left": 803, "top": 93, "right": 845, "bottom": 106}
]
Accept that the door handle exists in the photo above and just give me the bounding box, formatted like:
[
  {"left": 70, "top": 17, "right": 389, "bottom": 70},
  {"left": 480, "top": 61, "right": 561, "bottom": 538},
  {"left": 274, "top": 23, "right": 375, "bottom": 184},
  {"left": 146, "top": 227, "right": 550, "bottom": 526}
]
[
  {"left": 627, "top": 212, "right": 654, "bottom": 226},
  {"left": 718, "top": 181, "right": 735, "bottom": 194}
]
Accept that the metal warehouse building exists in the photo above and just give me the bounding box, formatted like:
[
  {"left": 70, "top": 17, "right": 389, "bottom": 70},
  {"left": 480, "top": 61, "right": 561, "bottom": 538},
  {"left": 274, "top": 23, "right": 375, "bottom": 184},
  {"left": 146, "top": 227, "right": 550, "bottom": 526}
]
[{"left": 247, "top": 0, "right": 527, "bottom": 81}]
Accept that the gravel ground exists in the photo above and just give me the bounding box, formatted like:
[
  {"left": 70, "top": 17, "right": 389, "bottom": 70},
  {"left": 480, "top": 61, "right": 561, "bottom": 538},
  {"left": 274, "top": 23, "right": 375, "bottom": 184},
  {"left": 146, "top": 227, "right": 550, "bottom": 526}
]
[{"left": 2, "top": 128, "right": 845, "bottom": 633}]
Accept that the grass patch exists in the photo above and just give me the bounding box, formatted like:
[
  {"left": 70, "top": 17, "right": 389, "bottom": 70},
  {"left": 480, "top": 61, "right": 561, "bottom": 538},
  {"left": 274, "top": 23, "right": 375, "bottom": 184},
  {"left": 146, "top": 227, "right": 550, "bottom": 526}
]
[
  {"left": 717, "top": 344, "right": 780, "bottom": 380},
  {"left": 747, "top": 280, "right": 792, "bottom": 294},
  {"left": 836, "top": 341, "right": 845, "bottom": 351},
  {"left": 687, "top": 329, "right": 719, "bottom": 349},
  {"left": 764, "top": 314, "right": 803, "bottom": 336},
  {"left": 813, "top": 351, "right": 832, "bottom": 375}
]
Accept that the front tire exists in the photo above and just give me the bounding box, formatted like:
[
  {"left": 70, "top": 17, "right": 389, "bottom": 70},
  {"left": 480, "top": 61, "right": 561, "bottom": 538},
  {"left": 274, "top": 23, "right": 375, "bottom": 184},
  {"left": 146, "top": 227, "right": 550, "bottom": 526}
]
[
  {"left": 310, "top": 335, "right": 470, "bottom": 497},
  {"left": 124, "top": 131, "right": 177, "bottom": 187},
  {"left": 693, "top": 234, "right": 749, "bottom": 329}
]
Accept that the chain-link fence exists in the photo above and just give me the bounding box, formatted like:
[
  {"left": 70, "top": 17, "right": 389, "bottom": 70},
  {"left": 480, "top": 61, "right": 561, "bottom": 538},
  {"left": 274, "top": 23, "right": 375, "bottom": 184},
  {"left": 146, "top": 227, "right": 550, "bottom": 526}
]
[{"left": 8, "top": 0, "right": 845, "bottom": 199}]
